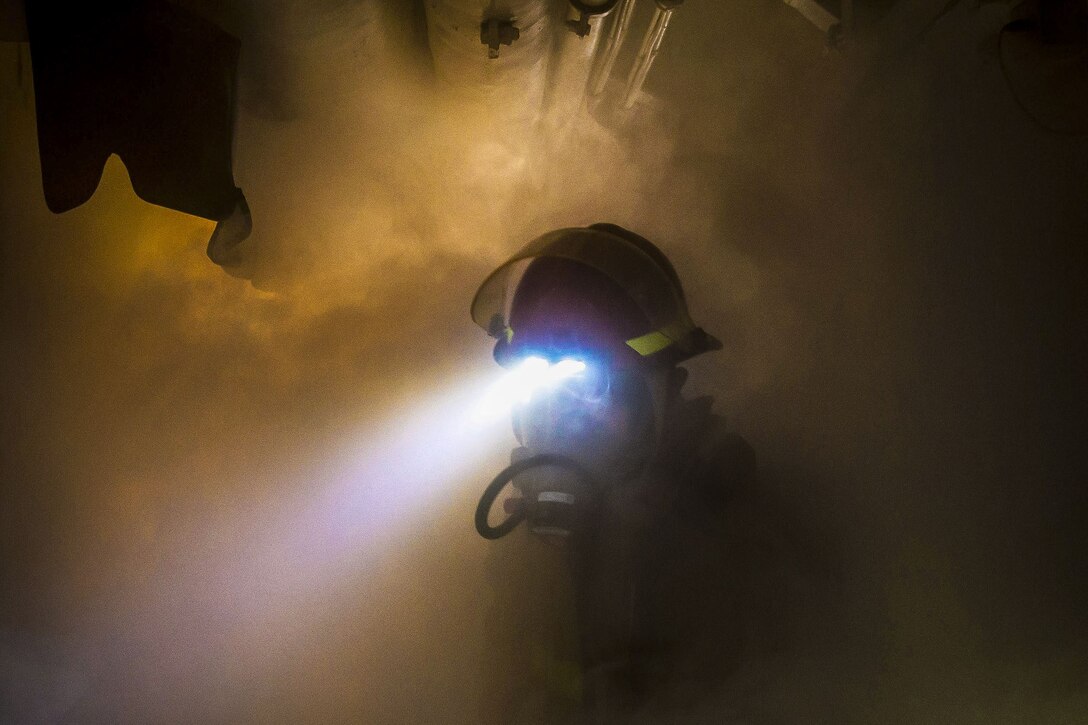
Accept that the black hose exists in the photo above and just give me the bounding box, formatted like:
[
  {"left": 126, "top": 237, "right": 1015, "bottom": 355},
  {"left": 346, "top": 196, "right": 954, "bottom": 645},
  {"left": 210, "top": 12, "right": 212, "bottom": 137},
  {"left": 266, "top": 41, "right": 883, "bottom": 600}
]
[{"left": 474, "top": 453, "right": 596, "bottom": 540}]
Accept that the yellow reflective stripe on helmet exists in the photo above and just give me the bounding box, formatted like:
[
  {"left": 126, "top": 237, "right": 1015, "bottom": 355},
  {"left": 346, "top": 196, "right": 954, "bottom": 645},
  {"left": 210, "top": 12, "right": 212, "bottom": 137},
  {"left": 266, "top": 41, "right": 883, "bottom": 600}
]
[
  {"left": 504, "top": 325, "right": 514, "bottom": 344},
  {"left": 626, "top": 330, "right": 674, "bottom": 356}
]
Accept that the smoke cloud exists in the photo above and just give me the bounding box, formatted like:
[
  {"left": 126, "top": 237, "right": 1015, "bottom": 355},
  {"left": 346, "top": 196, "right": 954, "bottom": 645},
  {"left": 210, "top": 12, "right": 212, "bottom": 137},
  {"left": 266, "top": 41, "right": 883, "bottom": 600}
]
[{"left": 2, "top": 0, "right": 1086, "bottom": 722}]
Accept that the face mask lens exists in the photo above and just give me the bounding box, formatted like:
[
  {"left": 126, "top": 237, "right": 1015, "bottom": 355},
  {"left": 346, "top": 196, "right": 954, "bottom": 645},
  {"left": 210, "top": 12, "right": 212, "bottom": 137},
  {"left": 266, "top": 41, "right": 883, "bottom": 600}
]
[{"left": 556, "top": 363, "right": 609, "bottom": 405}]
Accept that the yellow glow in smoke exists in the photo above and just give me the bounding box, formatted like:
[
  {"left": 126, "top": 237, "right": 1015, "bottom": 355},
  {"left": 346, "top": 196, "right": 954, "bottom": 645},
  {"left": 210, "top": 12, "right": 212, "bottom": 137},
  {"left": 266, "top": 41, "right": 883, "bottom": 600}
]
[{"left": 77, "top": 156, "right": 215, "bottom": 286}]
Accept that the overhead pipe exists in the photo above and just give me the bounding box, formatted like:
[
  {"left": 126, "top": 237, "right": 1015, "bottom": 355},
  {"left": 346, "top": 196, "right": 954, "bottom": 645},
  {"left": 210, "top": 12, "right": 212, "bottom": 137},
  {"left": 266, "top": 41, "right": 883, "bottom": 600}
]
[
  {"left": 621, "top": 0, "right": 682, "bottom": 109},
  {"left": 563, "top": 0, "right": 622, "bottom": 37},
  {"left": 544, "top": 0, "right": 620, "bottom": 126},
  {"left": 587, "top": 0, "right": 637, "bottom": 97},
  {"left": 782, "top": 0, "right": 839, "bottom": 35},
  {"left": 424, "top": 0, "right": 557, "bottom": 129}
]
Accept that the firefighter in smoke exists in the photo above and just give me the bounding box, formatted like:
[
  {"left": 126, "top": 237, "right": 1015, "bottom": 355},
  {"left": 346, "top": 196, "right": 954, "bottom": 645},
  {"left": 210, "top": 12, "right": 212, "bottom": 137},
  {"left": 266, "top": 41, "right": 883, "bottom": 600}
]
[{"left": 473, "top": 224, "right": 810, "bottom": 720}]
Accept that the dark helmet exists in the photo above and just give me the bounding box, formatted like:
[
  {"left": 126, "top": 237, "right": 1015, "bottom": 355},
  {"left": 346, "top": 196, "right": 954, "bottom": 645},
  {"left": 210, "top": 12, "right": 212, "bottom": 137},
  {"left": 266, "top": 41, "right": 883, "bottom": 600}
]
[{"left": 471, "top": 223, "right": 720, "bottom": 367}]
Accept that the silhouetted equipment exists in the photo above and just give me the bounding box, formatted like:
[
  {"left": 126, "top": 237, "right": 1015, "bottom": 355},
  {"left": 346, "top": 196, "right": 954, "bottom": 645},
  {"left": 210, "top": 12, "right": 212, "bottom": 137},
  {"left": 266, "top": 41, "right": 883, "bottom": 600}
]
[
  {"left": 24, "top": 1, "right": 252, "bottom": 273},
  {"left": 565, "top": 0, "right": 621, "bottom": 38},
  {"left": 480, "top": 15, "right": 520, "bottom": 59},
  {"left": 999, "top": 0, "right": 1088, "bottom": 135}
]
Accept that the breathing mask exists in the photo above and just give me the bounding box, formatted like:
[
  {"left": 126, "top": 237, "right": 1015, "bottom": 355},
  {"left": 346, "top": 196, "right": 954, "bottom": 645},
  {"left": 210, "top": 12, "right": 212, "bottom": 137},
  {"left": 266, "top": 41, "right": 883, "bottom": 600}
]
[{"left": 474, "top": 354, "right": 655, "bottom": 540}]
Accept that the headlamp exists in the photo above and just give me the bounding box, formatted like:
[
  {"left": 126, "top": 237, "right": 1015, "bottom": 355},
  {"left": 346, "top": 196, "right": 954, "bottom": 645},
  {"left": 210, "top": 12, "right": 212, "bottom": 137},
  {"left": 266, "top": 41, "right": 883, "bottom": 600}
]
[{"left": 474, "top": 355, "right": 588, "bottom": 420}]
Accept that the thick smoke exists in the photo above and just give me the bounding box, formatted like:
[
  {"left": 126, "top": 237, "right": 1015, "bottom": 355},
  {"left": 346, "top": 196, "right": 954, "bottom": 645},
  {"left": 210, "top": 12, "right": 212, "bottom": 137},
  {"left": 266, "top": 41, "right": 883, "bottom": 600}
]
[{"left": 2, "top": 0, "right": 1087, "bottom": 722}]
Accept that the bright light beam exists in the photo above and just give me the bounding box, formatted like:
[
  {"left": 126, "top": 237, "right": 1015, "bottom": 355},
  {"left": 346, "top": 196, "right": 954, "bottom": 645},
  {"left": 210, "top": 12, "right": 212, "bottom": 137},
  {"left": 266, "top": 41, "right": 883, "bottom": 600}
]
[
  {"left": 473, "top": 356, "right": 587, "bottom": 421},
  {"left": 109, "top": 368, "right": 521, "bottom": 705},
  {"left": 199, "top": 366, "right": 526, "bottom": 632}
]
